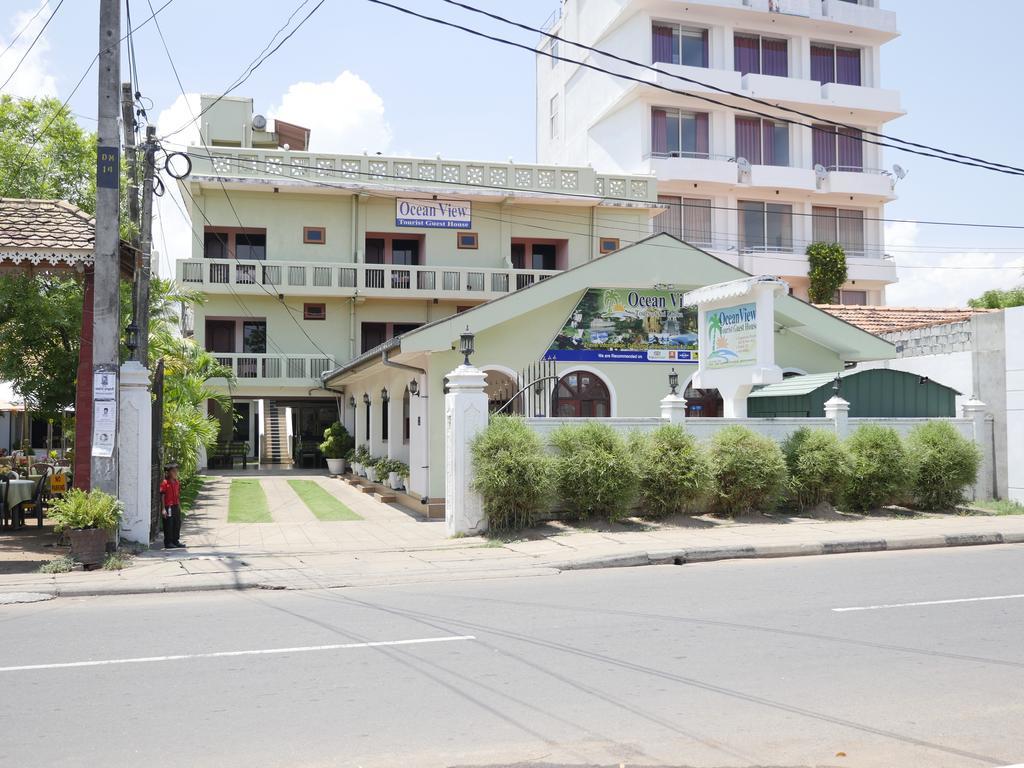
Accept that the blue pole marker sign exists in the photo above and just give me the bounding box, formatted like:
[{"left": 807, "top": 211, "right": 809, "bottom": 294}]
[{"left": 396, "top": 198, "right": 471, "bottom": 229}]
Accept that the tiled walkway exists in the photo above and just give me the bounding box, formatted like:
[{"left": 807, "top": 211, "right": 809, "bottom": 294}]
[{"left": 181, "top": 474, "right": 454, "bottom": 557}]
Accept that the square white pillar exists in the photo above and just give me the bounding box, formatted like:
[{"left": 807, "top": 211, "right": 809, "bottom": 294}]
[{"left": 117, "top": 361, "right": 152, "bottom": 545}]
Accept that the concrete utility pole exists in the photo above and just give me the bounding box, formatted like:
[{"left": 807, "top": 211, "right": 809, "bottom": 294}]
[
  {"left": 120, "top": 83, "right": 139, "bottom": 241},
  {"left": 91, "top": 0, "right": 121, "bottom": 495},
  {"left": 137, "top": 125, "right": 156, "bottom": 365}
]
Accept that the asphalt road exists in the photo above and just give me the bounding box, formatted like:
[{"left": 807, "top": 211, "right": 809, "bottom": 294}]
[{"left": 2, "top": 545, "right": 1023, "bottom": 768}]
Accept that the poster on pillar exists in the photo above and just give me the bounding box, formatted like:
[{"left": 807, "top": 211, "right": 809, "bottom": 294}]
[{"left": 91, "top": 401, "right": 116, "bottom": 457}]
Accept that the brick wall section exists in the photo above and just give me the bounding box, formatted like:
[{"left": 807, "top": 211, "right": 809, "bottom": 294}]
[{"left": 880, "top": 320, "right": 973, "bottom": 358}]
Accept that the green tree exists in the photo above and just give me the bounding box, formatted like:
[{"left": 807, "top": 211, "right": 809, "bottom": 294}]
[
  {"left": 0, "top": 275, "right": 83, "bottom": 419},
  {"left": 0, "top": 96, "right": 96, "bottom": 212},
  {"left": 806, "top": 242, "right": 849, "bottom": 305},
  {"left": 968, "top": 285, "right": 1024, "bottom": 309}
]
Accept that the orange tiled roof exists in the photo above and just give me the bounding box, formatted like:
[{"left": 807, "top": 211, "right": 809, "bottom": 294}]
[
  {"left": 816, "top": 304, "right": 994, "bottom": 335},
  {"left": 0, "top": 198, "right": 94, "bottom": 251}
]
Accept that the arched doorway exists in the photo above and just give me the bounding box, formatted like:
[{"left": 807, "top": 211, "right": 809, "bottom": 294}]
[
  {"left": 485, "top": 370, "right": 521, "bottom": 414},
  {"left": 553, "top": 371, "right": 611, "bottom": 417}
]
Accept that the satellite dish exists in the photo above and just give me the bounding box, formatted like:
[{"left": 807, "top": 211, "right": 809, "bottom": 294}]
[
  {"left": 814, "top": 163, "right": 828, "bottom": 180},
  {"left": 892, "top": 164, "right": 908, "bottom": 180},
  {"left": 251, "top": 114, "right": 267, "bottom": 130},
  {"left": 737, "top": 157, "right": 751, "bottom": 173}
]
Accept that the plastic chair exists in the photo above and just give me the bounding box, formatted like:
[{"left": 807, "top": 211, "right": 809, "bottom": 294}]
[
  {"left": 17, "top": 467, "right": 50, "bottom": 528},
  {"left": 0, "top": 475, "right": 10, "bottom": 529}
]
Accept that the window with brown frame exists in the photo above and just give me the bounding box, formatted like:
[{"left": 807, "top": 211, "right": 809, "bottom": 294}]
[
  {"left": 303, "top": 226, "right": 326, "bottom": 244},
  {"left": 599, "top": 237, "right": 621, "bottom": 254},
  {"left": 303, "top": 302, "right": 326, "bottom": 320},
  {"left": 457, "top": 232, "right": 479, "bottom": 249}
]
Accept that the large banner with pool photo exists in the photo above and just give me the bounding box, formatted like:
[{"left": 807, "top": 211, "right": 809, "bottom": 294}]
[{"left": 544, "top": 288, "right": 699, "bottom": 364}]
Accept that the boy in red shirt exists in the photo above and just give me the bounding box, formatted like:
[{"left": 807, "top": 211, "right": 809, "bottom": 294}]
[{"left": 159, "top": 464, "right": 184, "bottom": 549}]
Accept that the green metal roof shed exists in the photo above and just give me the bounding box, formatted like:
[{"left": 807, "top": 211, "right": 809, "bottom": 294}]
[{"left": 747, "top": 369, "right": 958, "bottom": 418}]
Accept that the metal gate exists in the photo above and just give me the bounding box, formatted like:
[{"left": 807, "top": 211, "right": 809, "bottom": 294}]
[{"left": 494, "top": 358, "right": 558, "bottom": 417}]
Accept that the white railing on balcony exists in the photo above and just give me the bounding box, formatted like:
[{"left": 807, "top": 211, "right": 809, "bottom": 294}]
[
  {"left": 189, "top": 148, "right": 656, "bottom": 203},
  {"left": 178, "top": 258, "right": 558, "bottom": 299},
  {"left": 211, "top": 353, "right": 335, "bottom": 384}
]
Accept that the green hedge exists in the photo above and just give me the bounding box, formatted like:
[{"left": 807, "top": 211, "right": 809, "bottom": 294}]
[
  {"left": 470, "top": 416, "right": 553, "bottom": 533},
  {"left": 633, "top": 425, "right": 713, "bottom": 518},
  {"left": 550, "top": 422, "right": 638, "bottom": 522},
  {"left": 783, "top": 427, "right": 851, "bottom": 509},
  {"left": 843, "top": 424, "right": 910, "bottom": 511},
  {"left": 708, "top": 426, "right": 788, "bottom": 516},
  {"left": 906, "top": 421, "right": 981, "bottom": 510}
]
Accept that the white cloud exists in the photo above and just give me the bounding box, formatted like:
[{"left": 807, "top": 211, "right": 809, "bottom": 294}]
[
  {"left": 152, "top": 93, "right": 201, "bottom": 278},
  {"left": 885, "top": 222, "right": 1024, "bottom": 307},
  {"left": 0, "top": 2, "right": 58, "bottom": 98},
  {"left": 267, "top": 71, "right": 392, "bottom": 154}
]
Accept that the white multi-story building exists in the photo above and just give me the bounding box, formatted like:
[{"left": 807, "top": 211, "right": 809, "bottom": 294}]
[{"left": 537, "top": 0, "right": 903, "bottom": 305}]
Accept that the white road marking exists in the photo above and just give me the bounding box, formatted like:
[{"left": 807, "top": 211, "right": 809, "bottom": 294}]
[
  {"left": 833, "top": 594, "right": 1024, "bottom": 613},
  {"left": 0, "top": 635, "right": 476, "bottom": 673}
]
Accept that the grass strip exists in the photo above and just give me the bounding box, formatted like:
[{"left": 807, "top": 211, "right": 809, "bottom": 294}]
[
  {"left": 969, "top": 499, "right": 1024, "bottom": 516},
  {"left": 287, "top": 480, "right": 362, "bottom": 521},
  {"left": 228, "top": 479, "right": 272, "bottom": 523}
]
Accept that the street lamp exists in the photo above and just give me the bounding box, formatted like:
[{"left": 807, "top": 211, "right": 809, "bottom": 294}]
[
  {"left": 459, "top": 326, "right": 475, "bottom": 366},
  {"left": 668, "top": 367, "right": 679, "bottom": 396},
  {"left": 125, "top": 321, "right": 140, "bottom": 360}
]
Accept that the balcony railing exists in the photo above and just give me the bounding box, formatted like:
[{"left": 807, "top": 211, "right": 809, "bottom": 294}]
[
  {"left": 210, "top": 353, "right": 335, "bottom": 384},
  {"left": 189, "top": 148, "right": 656, "bottom": 203},
  {"left": 178, "top": 258, "right": 558, "bottom": 300}
]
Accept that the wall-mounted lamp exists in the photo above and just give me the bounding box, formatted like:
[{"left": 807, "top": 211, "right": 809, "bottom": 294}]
[
  {"left": 348, "top": 395, "right": 356, "bottom": 409},
  {"left": 381, "top": 387, "right": 390, "bottom": 403},
  {"left": 408, "top": 379, "right": 420, "bottom": 397},
  {"left": 362, "top": 393, "right": 370, "bottom": 406}
]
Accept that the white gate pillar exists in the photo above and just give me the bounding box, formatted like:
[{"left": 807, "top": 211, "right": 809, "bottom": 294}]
[
  {"left": 660, "top": 393, "right": 688, "bottom": 424},
  {"left": 408, "top": 379, "right": 428, "bottom": 499},
  {"left": 117, "top": 361, "right": 152, "bottom": 545},
  {"left": 824, "top": 395, "right": 850, "bottom": 438},
  {"left": 961, "top": 398, "right": 991, "bottom": 501},
  {"left": 444, "top": 364, "right": 488, "bottom": 537}
]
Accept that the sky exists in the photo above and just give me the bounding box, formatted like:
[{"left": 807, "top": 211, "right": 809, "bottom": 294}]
[{"left": 1, "top": 0, "right": 1022, "bottom": 307}]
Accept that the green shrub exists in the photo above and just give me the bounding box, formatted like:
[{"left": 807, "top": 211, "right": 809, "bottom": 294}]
[
  {"left": 470, "top": 416, "right": 553, "bottom": 533},
  {"left": 708, "top": 426, "right": 788, "bottom": 516},
  {"left": 49, "top": 488, "right": 122, "bottom": 533},
  {"left": 843, "top": 424, "right": 910, "bottom": 511},
  {"left": 550, "top": 422, "right": 639, "bottom": 521},
  {"left": 634, "top": 425, "right": 713, "bottom": 518},
  {"left": 783, "top": 427, "right": 852, "bottom": 509},
  {"left": 319, "top": 422, "right": 354, "bottom": 459},
  {"left": 906, "top": 421, "right": 981, "bottom": 510},
  {"left": 38, "top": 555, "right": 75, "bottom": 574}
]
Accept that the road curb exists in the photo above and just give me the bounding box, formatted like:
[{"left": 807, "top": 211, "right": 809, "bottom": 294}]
[{"left": 2, "top": 529, "right": 1021, "bottom": 600}]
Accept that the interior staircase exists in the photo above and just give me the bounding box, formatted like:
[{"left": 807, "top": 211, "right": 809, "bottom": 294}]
[{"left": 261, "top": 401, "right": 293, "bottom": 466}]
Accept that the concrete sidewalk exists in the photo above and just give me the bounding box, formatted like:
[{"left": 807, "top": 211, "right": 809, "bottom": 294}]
[{"left": 3, "top": 489, "right": 1023, "bottom": 599}]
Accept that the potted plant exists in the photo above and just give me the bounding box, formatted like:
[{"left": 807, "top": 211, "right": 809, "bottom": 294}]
[
  {"left": 365, "top": 457, "right": 380, "bottom": 483},
  {"left": 381, "top": 460, "right": 409, "bottom": 491},
  {"left": 344, "top": 448, "right": 355, "bottom": 474},
  {"left": 353, "top": 446, "right": 371, "bottom": 477},
  {"left": 319, "top": 422, "right": 354, "bottom": 475},
  {"left": 49, "top": 488, "right": 122, "bottom": 569}
]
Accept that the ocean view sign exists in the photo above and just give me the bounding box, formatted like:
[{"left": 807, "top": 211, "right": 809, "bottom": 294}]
[
  {"left": 395, "top": 198, "right": 472, "bottom": 229},
  {"left": 706, "top": 302, "right": 757, "bottom": 369},
  {"left": 546, "top": 288, "right": 698, "bottom": 364}
]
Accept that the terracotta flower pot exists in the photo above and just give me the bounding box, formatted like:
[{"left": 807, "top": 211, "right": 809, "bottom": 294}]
[{"left": 69, "top": 528, "right": 108, "bottom": 568}]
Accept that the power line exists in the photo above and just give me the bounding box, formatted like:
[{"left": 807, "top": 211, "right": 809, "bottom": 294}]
[
  {"left": 185, "top": 148, "right": 1024, "bottom": 232},
  {"left": 363, "top": 0, "right": 1024, "bottom": 178},
  {"left": 0, "top": 0, "right": 65, "bottom": 93},
  {"left": 181, "top": 151, "right": 1024, "bottom": 273},
  {"left": 147, "top": 1, "right": 335, "bottom": 363},
  {"left": 159, "top": 0, "right": 326, "bottom": 142},
  {"left": 4, "top": 0, "right": 178, "bottom": 187},
  {"left": 0, "top": 0, "right": 49, "bottom": 62},
  {"left": 439, "top": 0, "right": 1024, "bottom": 177}
]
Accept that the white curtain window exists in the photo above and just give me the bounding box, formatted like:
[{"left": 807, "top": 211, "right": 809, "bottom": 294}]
[{"left": 813, "top": 206, "right": 865, "bottom": 256}]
